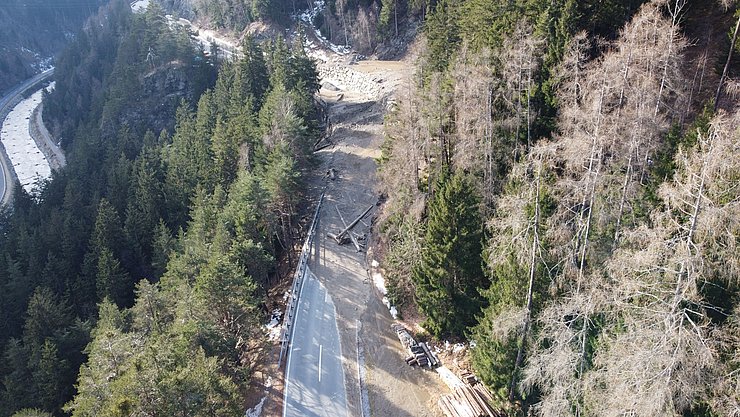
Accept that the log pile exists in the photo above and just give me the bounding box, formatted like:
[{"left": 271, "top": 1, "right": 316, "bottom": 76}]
[
  {"left": 438, "top": 384, "right": 504, "bottom": 417},
  {"left": 391, "top": 324, "right": 439, "bottom": 368},
  {"left": 460, "top": 371, "right": 478, "bottom": 386}
]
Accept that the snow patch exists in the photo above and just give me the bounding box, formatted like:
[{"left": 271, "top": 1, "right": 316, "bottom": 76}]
[
  {"left": 372, "top": 271, "right": 386, "bottom": 294},
  {"left": 244, "top": 377, "right": 271, "bottom": 416},
  {"left": 294, "top": 0, "right": 351, "bottom": 60},
  {"left": 1, "top": 88, "right": 52, "bottom": 195},
  {"left": 371, "top": 262, "right": 398, "bottom": 319},
  {"left": 245, "top": 396, "right": 266, "bottom": 417},
  {"left": 264, "top": 309, "right": 282, "bottom": 342},
  {"left": 130, "top": 0, "right": 150, "bottom": 13},
  {"left": 452, "top": 343, "right": 466, "bottom": 354}
]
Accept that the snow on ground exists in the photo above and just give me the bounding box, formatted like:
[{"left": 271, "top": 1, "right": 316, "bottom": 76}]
[
  {"left": 1, "top": 88, "right": 51, "bottom": 195},
  {"left": 164, "top": 15, "right": 239, "bottom": 60},
  {"left": 370, "top": 260, "right": 398, "bottom": 319},
  {"left": 295, "top": 0, "right": 351, "bottom": 61},
  {"left": 245, "top": 396, "right": 266, "bottom": 417},
  {"left": 244, "top": 376, "right": 271, "bottom": 417},
  {"left": 264, "top": 309, "right": 283, "bottom": 342},
  {"left": 130, "top": 0, "right": 150, "bottom": 13}
]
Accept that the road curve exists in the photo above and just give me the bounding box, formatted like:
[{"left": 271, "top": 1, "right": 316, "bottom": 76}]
[
  {"left": 284, "top": 267, "right": 349, "bottom": 417},
  {"left": 0, "top": 68, "right": 54, "bottom": 205}
]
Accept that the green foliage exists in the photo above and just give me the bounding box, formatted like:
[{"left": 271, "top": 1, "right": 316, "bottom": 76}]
[
  {"left": 424, "top": 0, "right": 461, "bottom": 73},
  {"left": 413, "top": 171, "right": 487, "bottom": 337},
  {"left": 378, "top": 0, "right": 401, "bottom": 39},
  {"left": 11, "top": 409, "right": 53, "bottom": 417},
  {"left": 259, "top": 83, "right": 311, "bottom": 161},
  {"left": 0, "top": 3, "right": 320, "bottom": 415},
  {"left": 1, "top": 289, "right": 90, "bottom": 415},
  {"left": 383, "top": 215, "right": 425, "bottom": 309},
  {"left": 193, "top": 0, "right": 289, "bottom": 29}
]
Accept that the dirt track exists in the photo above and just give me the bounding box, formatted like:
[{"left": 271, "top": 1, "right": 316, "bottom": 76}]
[
  {"left": 306, "top": 60, "right": 445, "bottom": 417},
  {"left": 253, "top": 56, "right": 445, "bottom": 417}
]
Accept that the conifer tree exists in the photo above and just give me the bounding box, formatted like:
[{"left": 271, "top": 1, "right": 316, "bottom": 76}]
[
  {"left": 424, "top": 0, "right": 460, "bottom": 72},
  {"left": 470, "top": 145, "right": 554, "bottom": 400},
  {"left": 238, "top": 36, "right": 269, "bottom": 107},
  {"left": 413, "top": 171, "right": 486, "bottom": 337}
]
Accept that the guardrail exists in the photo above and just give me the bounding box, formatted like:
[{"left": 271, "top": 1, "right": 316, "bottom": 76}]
[{"left": 278, "top": 191, "right": 325, "bottom": 366}]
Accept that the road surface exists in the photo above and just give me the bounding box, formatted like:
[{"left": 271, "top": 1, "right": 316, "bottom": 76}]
[
  {"left": 284, "top": 268, "right": 348, "bottom": 417},
  {"left": 0, "top": 68, "right": 54, "bottom": 205}
]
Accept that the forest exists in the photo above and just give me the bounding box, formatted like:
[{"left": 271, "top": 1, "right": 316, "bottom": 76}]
[
  {"left": 0, "top": 0, "right": 738, "bottom": 415},
  {"left": 0, "top": 0, "right": 320, "bottom": 415},
  {"left": 378, "top": 0, "right": 739, "bottom": 415},
  {"left": 0, "top": 0, "right": 105, "bottom": 94}
]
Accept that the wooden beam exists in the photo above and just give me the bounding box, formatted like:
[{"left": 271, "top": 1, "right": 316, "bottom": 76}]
[
  {"left": 336, "top": 204, "right": 373, "bottom": 241},
  {"left": 335, "top": 205, "right": 361, "bottom": 251}
]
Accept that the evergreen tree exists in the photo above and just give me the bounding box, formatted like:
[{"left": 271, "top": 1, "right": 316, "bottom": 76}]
[
  {"left": 96, "top": 247, "right": 132, "bottom": 307},
  {"left": 424, "top": 0, "right": 461, "bottom": 72},
  {"left": 238, "top": 36, "right": 269, "bottom": 107},
  {"left": 413, "top": 171, "right": 486, "bottom": 337},
  {"left": 150, "top": 220, "right": 173, "bottom": 280}
]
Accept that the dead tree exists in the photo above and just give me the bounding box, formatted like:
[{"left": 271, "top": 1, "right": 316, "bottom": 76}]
[{"left": 715, "top": 11, "right": 740, "bottom": 110}]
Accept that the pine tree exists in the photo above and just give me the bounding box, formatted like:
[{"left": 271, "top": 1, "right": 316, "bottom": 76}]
[
  {"left": 95, "top": 247, "right": 131, "bottom": 307},
  {"left": 238, "top": 36, "right": 269, "bottom": 107},
  {"left": 424, "top": 0, "right": 460, "bottom": 73},
  {"left": 413, "top": 171, "right": 486, "bottom": 337},
  {"left": 150, "top": 220, "right": 173, "bottom": 280}
]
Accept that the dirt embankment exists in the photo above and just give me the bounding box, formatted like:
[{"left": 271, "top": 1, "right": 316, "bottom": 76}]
[
  {"left": 30, "top": 103, "right": 65, "bottom": 171},
  {"left": 308, "top": 57, "right": 446, "bottom": 417},
  {"left": 251, "top": 46, "right": 447, "bottom": 416}
]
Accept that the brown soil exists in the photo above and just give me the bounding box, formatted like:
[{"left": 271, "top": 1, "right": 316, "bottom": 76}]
[
  {"left": 252, "top": 51, "right": 446, "bottom": 417},
  {"left": 307, "top": 58, "right": 445, "bottom": 417}
]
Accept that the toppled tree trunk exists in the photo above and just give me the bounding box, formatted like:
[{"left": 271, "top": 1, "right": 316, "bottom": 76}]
[
  {"left": 715, "top": 12, "right": 740, "bottom": 110},
  {"left": 334, "top": 204, "right": 374, "bottom": 243},
  {"left": 335, "top": 205, "right": 362, "bottom": 252}
]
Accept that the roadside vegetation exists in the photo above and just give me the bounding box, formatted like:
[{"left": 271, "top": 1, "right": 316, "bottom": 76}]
[
  {"left": 378, "top": 0, "right": 740, "bottom": 415},
  {"left": 0, "top": 0, "right": 738, "bottom": 416},
  {"left": 0, "top": 1, "right": 319, "bottom": 415}
]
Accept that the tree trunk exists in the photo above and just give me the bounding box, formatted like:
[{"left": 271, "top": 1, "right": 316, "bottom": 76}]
[
  {"left": 509, "top": 155, "right": 541, "bottom": 402},
  {"left": 715, "top": 13, "right": 740, "bottom": 110},
  {"left": 574, "top": 77, "right": 606, "bottom": 285},
  {"left": 655, "top": 0, "right": 684, "bottom": 117}
]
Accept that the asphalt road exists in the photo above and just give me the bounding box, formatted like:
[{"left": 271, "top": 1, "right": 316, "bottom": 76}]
[
  {"left": 284, "top": 268, "right": 348, "bottom": 417},
  {"left": 0, "top": 68, "right": 54, "bottom": 205}
]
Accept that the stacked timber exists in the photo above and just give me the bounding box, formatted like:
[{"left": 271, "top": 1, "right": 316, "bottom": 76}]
[
  {"left": 438, "top": 384, "right": 504, "bottom": 417},
  {"left": 391, "top": 323, "right": 414, "bottom": 348},
  {"left": 460, "top": 371, "right": 478, "bottom": 385},
  {"left": 391, "top": 324, "right": 439, "bottom": 368}
]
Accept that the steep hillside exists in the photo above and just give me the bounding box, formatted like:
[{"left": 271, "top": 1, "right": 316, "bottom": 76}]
[
  {"left": 378, "top": 0, "right": 740, "bottom": 415},
  {"left": 0, "top": 0, "right": 105, "bottom": 95}
]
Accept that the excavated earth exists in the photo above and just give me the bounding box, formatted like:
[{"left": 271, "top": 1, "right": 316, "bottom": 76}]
[
  {"left": 252, "top": 51, "right": 447, "bottom": 417},
  {"left": 307, "top": 58, "right": 446, "bottom": 417}
]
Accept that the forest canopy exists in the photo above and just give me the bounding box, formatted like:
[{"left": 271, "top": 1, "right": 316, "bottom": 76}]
[
  {"left": 0, "top": 0, "right": 320, "bottom": 415},
  {"left": 378, "top": 0, "right": 740, "bottom": 415}
]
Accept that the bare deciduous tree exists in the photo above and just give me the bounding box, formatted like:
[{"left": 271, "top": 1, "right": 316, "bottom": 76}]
[
  {"left": 523, "top": 2, "right": 693, "bottom": 414},
  {"left": 451, "top": 25, "right": 543, "bottom": 209},
  {"left": 584, "top": 110, "right": 739, "bottom": 416}
]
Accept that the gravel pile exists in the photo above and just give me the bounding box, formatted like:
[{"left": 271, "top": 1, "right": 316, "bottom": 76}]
[{"left": 317, "top": 62, "right": 383, "bottom": 100}]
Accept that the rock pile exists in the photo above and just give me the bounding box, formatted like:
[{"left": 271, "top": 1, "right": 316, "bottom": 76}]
[{"left": 317, "top": 62, "right": 383, "bottom": 100}]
